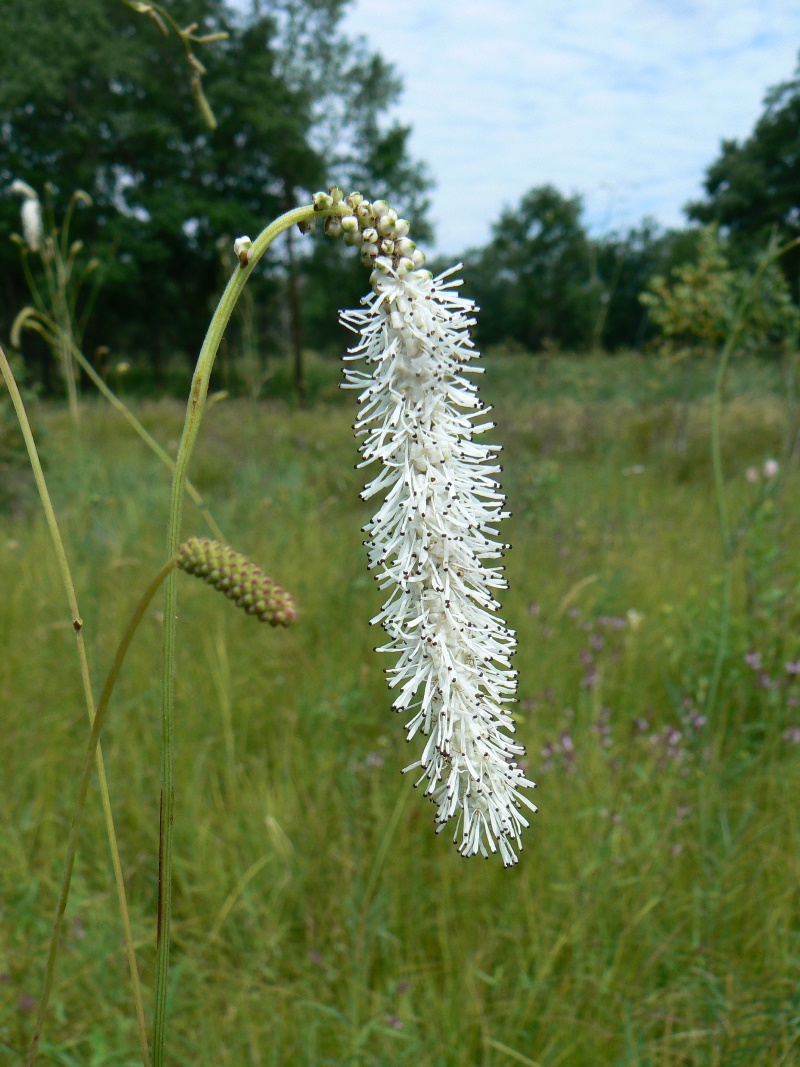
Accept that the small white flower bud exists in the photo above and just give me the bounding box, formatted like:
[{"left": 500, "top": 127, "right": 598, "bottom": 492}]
[
  {"left": 324, "top": 215, "right": 343, "bottom": 238},
  {"left": 374, "top": 255, "right": 392, "bottom": 273},
  {"left": 361, "top": 241, "right": 379, "bottom": 258},
  {"left": 394, "top": 219, "right": 410, "bottom": 239},
  {"left": 396, "top": 256, "right": 415, "bottom": 275},
  {"left": 356, "top": 203, "right": 374, "bottom": 223},
  {"left": 347, "top": 192, "right": 364, "bottom": 208},
  {"left": 413, "top": 268, "right": 433, "bottom": 280},
  {"left": 312, "top": 191, "right": 334, "bottom": 211},
  {"left": 361, "top": 227, "right": 379, "bottom": 244},
  {"left": 411, "top": 249, "right": 426, "bottom": 268},
  {"left": 372, "top": 199, "right": 391, "bottom": 218},
  {"left": 233, "top": 235, "right": 252, "bottom": 265},
  {"left": 377, "top": 214, "right": 398, "bottom": 237},
  {"left": 380, "top": 238, "right": 395, "bottom": 255},
  {"left": 343, "top": 231, "right": 364, "bottom": 247},
  {"left": 341, "top": 215, "right": 359, "bottom": 234},
  {"left": 395, "top": 237, "right": 416, "bottom": 256}
]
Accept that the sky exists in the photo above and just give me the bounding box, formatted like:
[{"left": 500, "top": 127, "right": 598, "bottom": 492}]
[{"left": 339, "top": 0, "right": 800, "bottom": 255}]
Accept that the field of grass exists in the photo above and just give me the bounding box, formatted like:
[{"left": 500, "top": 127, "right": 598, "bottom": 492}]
[{"left": 3, "top": 353, "right": 800, "bottom": 1065}]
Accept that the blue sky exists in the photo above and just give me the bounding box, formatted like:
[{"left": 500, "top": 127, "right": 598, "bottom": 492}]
[{"left": 339, "top": 0, "right": 800, "bottom": 255}]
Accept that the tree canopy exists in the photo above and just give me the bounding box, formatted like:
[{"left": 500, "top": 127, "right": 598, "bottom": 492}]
[
  {"left": 688, "top": 51, "right": 800, "bottom": 290},
  {"left": 0, "top": 0, "right": 430, "bottom": 380}
]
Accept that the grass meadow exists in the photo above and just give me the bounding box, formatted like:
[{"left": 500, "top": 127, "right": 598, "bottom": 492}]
[{"left": 3, "top": 352, "right": 800, "bottom": 1065}]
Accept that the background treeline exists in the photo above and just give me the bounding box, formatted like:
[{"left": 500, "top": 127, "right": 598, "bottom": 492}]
[{"left": 1, "top": 0, "right": 799, "bottom": 393}]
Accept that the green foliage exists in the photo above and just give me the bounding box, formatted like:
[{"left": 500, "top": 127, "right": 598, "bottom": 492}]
[
  {"left": 458, "top": 190, "right": 710, "bottom": 356},
  {"left": 641, "top": 227, "right": 737, "bottom": 358},
  {"left": 642, "top": 227, "right": 799, "bottom": 360},
  {"left": 462, "top": 185, "right": 597, "bottom": 352},
  {"left": 0, "top": 0, "right": 430, "bottom": 382},
  {"left": 3, "top": 376, "right": 800, "bottom": 1063},
  {"left": 688, "top": 50, "right": 800, "bottom": 291}
]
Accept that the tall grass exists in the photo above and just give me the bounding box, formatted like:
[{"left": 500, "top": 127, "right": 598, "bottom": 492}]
[{"left": 2, "top": 357, "right": 800, "bottom": 1065}]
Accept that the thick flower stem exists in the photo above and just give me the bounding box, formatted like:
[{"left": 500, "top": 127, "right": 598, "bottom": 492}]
[{"left": 152, "top": 203, "right": 322, "bottom": 1066}]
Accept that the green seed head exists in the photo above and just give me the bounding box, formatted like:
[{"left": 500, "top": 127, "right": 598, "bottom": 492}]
[{"left": 177, "top": 538, "right": 297, "bottom": 626}]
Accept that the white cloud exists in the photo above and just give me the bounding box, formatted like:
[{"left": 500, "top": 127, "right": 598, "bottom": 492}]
[{"left": 340, "top": 0, "right": 800, "bottom": 254}]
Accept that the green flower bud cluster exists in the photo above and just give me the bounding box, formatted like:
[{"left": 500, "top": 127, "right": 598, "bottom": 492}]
[
  {"left": 176, "top": 537, "right": 297, "bottom": 626},
  {"left": 311, "top": 187, "right": 428, "bottom": 281}
]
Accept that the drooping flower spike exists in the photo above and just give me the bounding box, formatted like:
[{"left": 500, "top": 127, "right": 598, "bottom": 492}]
[{"left": 323, "top": 191, "right": 537, "bottom": 865}]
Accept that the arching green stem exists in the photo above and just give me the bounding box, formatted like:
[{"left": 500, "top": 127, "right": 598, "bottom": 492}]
[{"left": 152, "top": 202, "right": 330, "bottom": 1065}]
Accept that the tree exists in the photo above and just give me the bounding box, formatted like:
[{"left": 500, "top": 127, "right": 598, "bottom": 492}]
[
  {"left": 593, "top": 222, "right": 703, "bottom": 351},
  {"left": 460, "top": 185, "right": 597, "bottom": 352},
  {"left": 687, "top": 52, "right": 800, "bottom": 292},
  {"left": 641, "top": 226, "right": 798, "bottom": 360},
  {"left": 0, "top": 0, "right": 430, "bottom": 388}
]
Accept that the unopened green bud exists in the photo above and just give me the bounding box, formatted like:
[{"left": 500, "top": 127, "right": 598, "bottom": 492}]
[
  {"left": 329, "top": 186, "right": 344, "bottom": 203},
  {"left": 346, "top": 192, "right": 364, "bottom": 208},
  {"left": 394, "top": 219, "right": 410, "bottom": 239},
  {"left": 396, "top": 256, "right": 415, "bottom": 275},
  {"left": 395, "top": 237, "right": 415, "bottom": 257},
  {"left": 356, "top": 203, "right": 373, "bottom": 223},
  {"left": 177, "top": 537, "right": 298, "bottom": 626},
  {"left": 312, "top": 191, "right": 334, "bottom": 211},
  {"left": 376, "top": 212, "right": 397, "bottom": 237},
  {"left": 372, "top": 199, "right": 391, "bottom": 218},
  {"left": 343, "top": 231, "right": 364, "bottom": 247},
  {"left": 380, "top": 238, "right": 395, "bottom": 255}
]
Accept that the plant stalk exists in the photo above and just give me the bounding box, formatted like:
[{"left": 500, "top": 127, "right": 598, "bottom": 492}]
[{"left": 152, "top": 202, "right": 323, "bottom": 1065}]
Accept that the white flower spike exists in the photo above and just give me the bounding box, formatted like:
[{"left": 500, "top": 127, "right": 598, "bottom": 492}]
[
  {"left": 340, "top": 258, "right": 537, "bottom": 866},
  {"left": 10, "top": 180, "right": 43, "bottom": 253}
]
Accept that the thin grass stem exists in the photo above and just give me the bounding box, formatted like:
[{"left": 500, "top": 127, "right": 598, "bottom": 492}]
[
  {"left": 0, "top": 345, "right": 150, "bottom": 1067},
  {"left": 12, "top": 310, "right": 225, "bottom": 540},
  {"left": 64, "top": 330, "right": 225, "bottom": 540},
  {"left": 26, "top": 557, "right": 176, "bottom": 1067}
]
